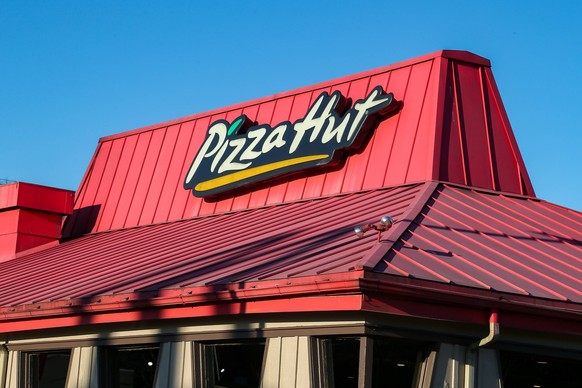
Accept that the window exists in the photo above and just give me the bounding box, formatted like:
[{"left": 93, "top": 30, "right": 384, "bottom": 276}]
[
  {"left": 500, "top": 350, "right": 582, "bottom": 388},
  {"left": 316, "top": 336, "right": 427, "bottom": 388},
  {"left": 317, "top": 337, "right": 360, "bottom": 388},
  {"left": 371, "top": 337, "right": 423, "bottom": 388},
  {"left": 202, "top": 341, "right": 266, "bottom": 388},
  {"left": 102, "top": 345, "right": 159, "bottom": 388},
  {"left": 23, "top": 350, "right": 71, "bottom": 388}
]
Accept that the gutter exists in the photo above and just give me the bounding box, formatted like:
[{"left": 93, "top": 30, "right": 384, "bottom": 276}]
[
  {"left": 1, "top": 270, "right": 581, "bottom": 335},
  {"left": 465, "top": 311, "right": 500, "bottom": 388},
  {"left": 471, "top": 311, "right": 499, "bottom": 349}
]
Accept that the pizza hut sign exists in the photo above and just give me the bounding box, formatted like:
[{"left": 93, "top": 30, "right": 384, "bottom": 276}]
[{"left": 184, "top": 86, "right": 399, "bottom": 198}]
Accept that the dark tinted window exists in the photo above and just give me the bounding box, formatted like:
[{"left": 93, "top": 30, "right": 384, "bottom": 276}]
[
  {"left": 372, "top": 337, "right": 422, "bottom": 388},
  {"left": 25, "top": 350, "right": 71, "bottom": 388},
  {"left": 317, "top": 337, "right": 425, "bottom": 388},
  {"left": 204, "top": 341, "right": 266, "bottom": 388},
  {"left": 319, "top": 337, "right": 360, "bottom": 388},
  {"left": 500, "top": 350, "right": 582, "bottom": 388},
  {"left": 103, "top": 345, "right": 159, "bottom": 388}
]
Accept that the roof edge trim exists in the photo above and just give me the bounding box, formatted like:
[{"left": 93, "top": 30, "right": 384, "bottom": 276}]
[{"left": 2, "top": 269, "right": 581, "bottom": 335}]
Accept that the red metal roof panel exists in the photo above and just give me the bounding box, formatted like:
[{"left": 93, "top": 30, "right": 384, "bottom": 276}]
[
  {"left": 0, "top": 184, "right": 426, "bottom": 307},
  {"left": 375, "top": 184, "right": 582, "bottom": 302},
  {"left": 2, "top": 182, "right": 581, "bottom": 313},
  {"left": 63, "top": 51, "right": 535, "bottom": 236}
]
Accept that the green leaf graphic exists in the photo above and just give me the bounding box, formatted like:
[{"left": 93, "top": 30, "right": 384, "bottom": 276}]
[{"left": 228, "top": 117, "right": 244, "bottom": 136}]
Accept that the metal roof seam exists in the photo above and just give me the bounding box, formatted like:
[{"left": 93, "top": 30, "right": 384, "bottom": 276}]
[
  {"left": 140, "top": 125, "right": 181, "bottom": 225},
  {"left": 380, "top": 251, "right": 410, "bottom": 276},
  {"left": 424, "top": 201, "right": 582, "bottom": 295},
  {"left": 474, "top": 193, "right": 582, "bottom": 257},
  {"left": 97, "top": 134, "right": 142, "bottom": 234},
  {"left": 45, "top": 189, "right": 400, "bottom": 296},
  {"left": 413, "top": 222, "right": 535, "bottom": 296},
  {"left": 528, "top": 200, "right": 582, "bottom": 234},
  {"left": 404, "top": 60, "right": 435, "bottom": 182},
  {"left": 383, "top": 65, "right": 414, "bottom": 182},
  {"left": 478, "top": 66, "right": 498, "bottom": 192},
  {"left": 439, "top": 182, "right": 536, "bottom": 201},
  {"left": 425, "top": 199, "right": 582, "bottom": 279},
  {"left": 400, "top": 239, "right": 490, "bottom": 289},
  {"left": 439, "top": 188, "right": 535, "bottom": 238},
  {"left": 358, "top": 182, "right": 438, "bottom": 271},
  {"left": 338, "top": 77, "right": 373, "bottom": 194},
  {"left": 390, "top": 248, "right": 450, "bottom": 283},
  {"left": 362, "top": 70, "right": 394, "bottom": 189},
  {"left": 405, "top": 229, "right": 523, "bottom": 294},
  {"left": 499, "top": 195, "right": 579, "bottom": 241},
  {"left": 482, "top": 68, "right": 535, "bottom": 197},
  {"left": 93, "top": 137, "right": 129, "bottom": 232},
  {"left": 450, "top": 61, "right": 469, "bottom": 186},
  {"left": 418, "top": 221, "right": 571, "bottom": 301}
]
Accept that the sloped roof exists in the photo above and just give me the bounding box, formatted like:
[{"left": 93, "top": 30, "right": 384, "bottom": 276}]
[
  {"left": 1, "top": 182, "right": 580, "bottom": 322},
  {"left": 372, "top": 183, "right": 582, "bottom": 302},
  {"left": 0, "top": 183, "right": 426, "bottom": 307},
  {"left": 63, "top": 50, "right": 533, "bottom": 237},
  {"left": 2, "top": 51, "right": 579, "bottom": 335}
]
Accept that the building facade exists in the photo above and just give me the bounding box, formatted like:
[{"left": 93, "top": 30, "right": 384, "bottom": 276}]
[{"left": 1, "top": 50, "right": 581, "bottom": 387}]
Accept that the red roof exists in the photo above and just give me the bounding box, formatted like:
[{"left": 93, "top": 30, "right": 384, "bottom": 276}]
[
  {"left": 1, "top": 182, "right": 580, "bottom": 318},
  {"left": 63, "top": 50, "right": 533, "bottom": 237},
  {"left": 1, "top": 51, "right": 579, "bottom": 335}
]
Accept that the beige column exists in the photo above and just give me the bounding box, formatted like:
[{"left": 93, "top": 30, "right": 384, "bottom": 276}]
[
  {"left": 66, "top": 346, "right": 99, "bottom": 388},
  {"left": 262, "top": 336, "right": 312, "bottom": 388},
  {"left": 4, "top": 350, "right": 19, "bottom": 388},
  {"left": 155, "top": 341, "right": 194, "bottom": 388}
]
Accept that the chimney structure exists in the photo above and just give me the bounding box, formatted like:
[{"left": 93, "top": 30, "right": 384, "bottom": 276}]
[{"left": 0, "top": 182, "right": 74, "bottom": 262}]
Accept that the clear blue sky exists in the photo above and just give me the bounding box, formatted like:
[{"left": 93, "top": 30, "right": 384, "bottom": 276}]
[{"left": 1, "top": 1, "right": 581, "bottom": 211}]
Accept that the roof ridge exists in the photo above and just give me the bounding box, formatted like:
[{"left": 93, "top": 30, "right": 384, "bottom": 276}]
[{"left": 354, "top": 181, "right": 440, "bottom": 271}]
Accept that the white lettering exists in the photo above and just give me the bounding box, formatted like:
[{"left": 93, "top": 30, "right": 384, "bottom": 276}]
[
  {"left": 290, "top": 93, "right": 328, "bottom": 153},
  {"left": 309, "top": 93, "right": 338, "bottom": 142},
  {"left": 185, "top": 86, "right": 398, "bottom": 197},
  {"left": 322, "top": 112, "right": 352, "bottom": 144},
  {"left": 218, "top": 138, "right": 251, "bottom": 173},
  {"left": 241, "top": 128, "right": 266, "bottom": 161},
  {"left": 185, "top": 122, "right": 227, "bottom": 183},
  {"left": 347, "top": 89, "right": 391, "bottom": 140},
  {"left": 262, "top": 123, "right": 287, "bottom": 153}
]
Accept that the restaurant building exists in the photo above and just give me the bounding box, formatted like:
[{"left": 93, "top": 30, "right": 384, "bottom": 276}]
[{"left": 1, "top": 50, "right": 581, "bottom": 387}]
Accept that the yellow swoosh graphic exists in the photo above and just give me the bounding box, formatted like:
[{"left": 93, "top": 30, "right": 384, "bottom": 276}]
[{"left": 195, "top": 154, "right": 329, "bottom": 192}]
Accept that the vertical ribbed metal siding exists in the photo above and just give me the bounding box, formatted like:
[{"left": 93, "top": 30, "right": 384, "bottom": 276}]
[{"left": 63, "top": 51, "right": 534, "bottom": 236}]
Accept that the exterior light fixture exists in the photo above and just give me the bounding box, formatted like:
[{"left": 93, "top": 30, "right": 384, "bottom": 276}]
[{"left": 354, "top": 215, "right": 394, "bottom": 241}]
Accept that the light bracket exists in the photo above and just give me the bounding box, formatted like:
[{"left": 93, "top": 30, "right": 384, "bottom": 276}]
[{"left": 354, "top": 215, "right": 394, "bottom": 241}]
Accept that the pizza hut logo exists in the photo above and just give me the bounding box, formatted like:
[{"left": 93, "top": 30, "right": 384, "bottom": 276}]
[{"left": 184, "top": 86, "right": 399, "bottom": 198}]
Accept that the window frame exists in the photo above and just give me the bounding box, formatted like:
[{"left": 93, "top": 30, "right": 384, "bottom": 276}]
[
  {"left": 21, "top": 349, "right": 72, "bottom": 388},
  {"left": 99, "top": 344, "right": 161, "bottom": 388},
  {"left": 312, "top": 335, "right": 433, "bottom": 388},
  {"left": 194, "top": 339, "right": 267, "bottom": 388}
]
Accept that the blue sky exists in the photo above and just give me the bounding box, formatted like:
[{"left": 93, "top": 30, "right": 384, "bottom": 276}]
[{"left": 1, "top": 1, "right": 581, "bottom": 211}]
